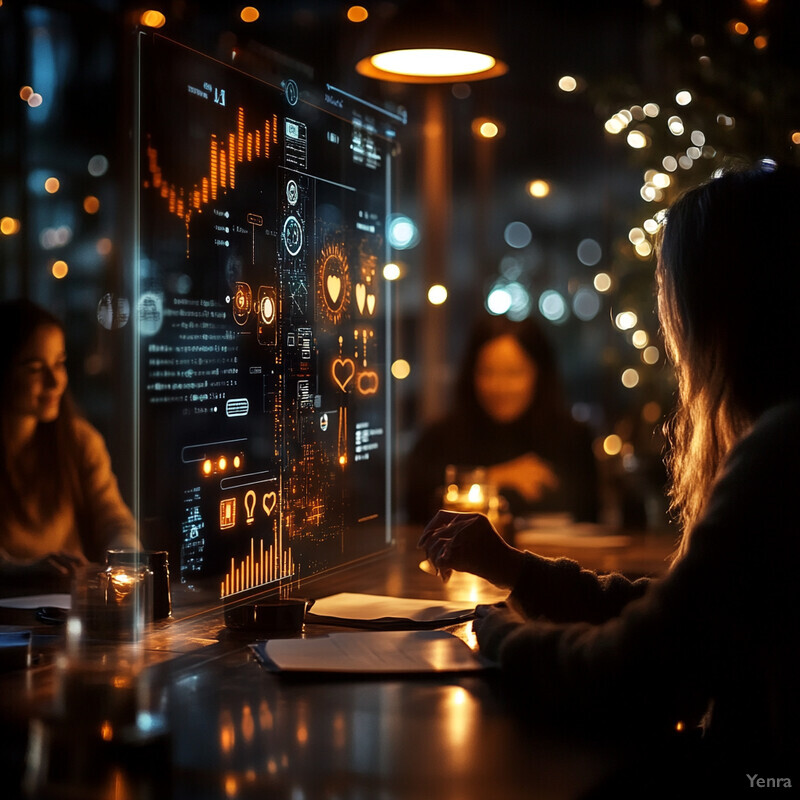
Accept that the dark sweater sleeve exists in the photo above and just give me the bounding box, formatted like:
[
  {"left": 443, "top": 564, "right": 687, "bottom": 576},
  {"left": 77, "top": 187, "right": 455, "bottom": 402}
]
[
  {"left": 507, "top": 551, "right": 652, "bottom": 624},
  {"left": 485, "top": 402, "right": 800, "bottom": 746}
]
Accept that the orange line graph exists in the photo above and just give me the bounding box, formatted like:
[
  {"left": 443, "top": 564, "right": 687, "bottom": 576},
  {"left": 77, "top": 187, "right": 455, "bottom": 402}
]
[{"left": 144, "top": 108, "right": 279, "bottom": 231}]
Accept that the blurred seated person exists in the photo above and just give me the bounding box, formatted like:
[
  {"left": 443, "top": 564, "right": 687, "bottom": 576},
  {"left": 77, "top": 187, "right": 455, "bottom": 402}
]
[
  {"left": 0, "top": 299, "right": 138, "bottom": 593},
  {"left": 405, "top": 313, "right": 598, "bottom": 523}
]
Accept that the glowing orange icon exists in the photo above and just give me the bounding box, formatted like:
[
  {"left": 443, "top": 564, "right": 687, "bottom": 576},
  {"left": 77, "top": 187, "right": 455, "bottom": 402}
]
[
  {"left": 332, "top": 357, "right": 355, "bottom": 392},
  {"left": 202, "top": 459, "right": 213, "bottom": 476},
  {"left": 262, "top": 492, "right": 277, "bottom": 516},
  {"left": 218, "top": 456, "right": 228, "bottom": 471},
  {"left": 355, "top": 283, "right": 376, "bottom": 316},
  {"left": 244, "top": 490, "right": 256, "bottom": 524},
  {"left": 233, "top": 282, "right": 252, "bottom": 326},
  {"left": 220, "top": 498, "right": 236, "bottom": 530},
  {"left": 357, "top": 370, "right": 379, "bottom": 395}
]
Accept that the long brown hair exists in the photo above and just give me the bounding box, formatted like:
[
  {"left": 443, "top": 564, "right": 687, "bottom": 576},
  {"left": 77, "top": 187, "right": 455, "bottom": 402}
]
[
  {"left": 656, "top": 164, "right": 800, "bottom": 555},
  {"left": 0, "top": 299, "right": 84, "bottom": 527}
]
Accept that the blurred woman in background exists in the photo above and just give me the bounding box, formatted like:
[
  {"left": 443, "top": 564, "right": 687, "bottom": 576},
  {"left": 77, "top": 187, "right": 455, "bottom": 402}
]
[
  {"left": 419, "top": 163, "right": 800, "bottom": 787},
  {"left": 405, "top": 313, "right": 598, "bottom": 524},
  {"left": 0, "top": 299, "right": 137, "bottom": 592}
]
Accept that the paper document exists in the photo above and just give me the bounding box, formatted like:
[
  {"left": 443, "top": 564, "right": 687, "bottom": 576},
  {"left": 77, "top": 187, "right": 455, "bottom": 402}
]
[
  {"left": 0, "top": 593, "right": 71, "bottom": 610},
  {"left": 304, "top": 592, "right": 476, "bottom": 629},
  {"left": 251, "top": 629, "right": 486, "bottom": 674}
]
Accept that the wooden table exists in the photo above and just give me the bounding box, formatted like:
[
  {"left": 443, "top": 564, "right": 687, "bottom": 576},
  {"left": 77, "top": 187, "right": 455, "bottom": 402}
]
[{"left": 1, "top": 526, "right": 675, "bottom": 799}]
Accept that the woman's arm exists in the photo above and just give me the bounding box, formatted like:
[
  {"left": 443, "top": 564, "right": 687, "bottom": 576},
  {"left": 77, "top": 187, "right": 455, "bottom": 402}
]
[{"left": 74, "top": 419, "right": 139, "bottom": 557}]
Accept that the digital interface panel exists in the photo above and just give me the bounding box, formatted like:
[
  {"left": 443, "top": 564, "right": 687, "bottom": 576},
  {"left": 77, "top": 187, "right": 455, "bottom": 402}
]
[{"left": 135, "top": 33, "right": 400, "bottom": 599}]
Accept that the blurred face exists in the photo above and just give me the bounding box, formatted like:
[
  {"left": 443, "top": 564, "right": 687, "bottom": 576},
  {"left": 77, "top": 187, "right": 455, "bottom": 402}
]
[
  {"left": 9, "top": 324, "right": 68, "bottom": 424},
  {"left": 473, "top": 334, "right": 537, "bottom": 423}
]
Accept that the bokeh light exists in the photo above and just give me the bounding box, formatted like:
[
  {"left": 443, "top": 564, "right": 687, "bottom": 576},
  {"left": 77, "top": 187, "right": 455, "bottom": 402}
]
[
  {"left": 44, "top": 177, "right": 60, "bottom": 193},
  {"left": 347, "top": 6, "right": 369, "bottom": 23},
  {"left": 593, "top": 272, "right": 612, "bottom": 293},
  {"left": 240, "top": 6, "right": 259, "bottom": 23},
  {"left": 428, "top": 284, "right": 448, "bottom": 305},
  {"left": 603, "top": 434, "right": 623, "bottom": 456},
  {"left": 83, "top": 195, "right": 100, "bottom": 214},
  {"left": 1, "top": 217, "right": 21, "bottom": 235},
  {"left": 557, "top": 75, "right": 577, "bottom": 92},
  {"left": 391, "top": 359, "right": 410, "bottom": 379},
  {"left": 51, "top": 260, "right": 68, "bottom": 279},
  {"left": 526, "top": 179, "right": 550, "bottom": 198},
  {"left": 382, "top": 262, "right": 401, "bottom": 281},
  {"left": 504, "top": 221, "right": 532, "bottom": 249},
  {"left": 621, "top": 368, "right": 640, "bottom": 388},
  {"left": 538, "top": 290, "right": 568, "bottom": 323},
  {"left": 577, "top": 238, "right": 602, "bottom": 266},
  {"left": 140, "top": 10, "right": 166, "bottom": 28}
]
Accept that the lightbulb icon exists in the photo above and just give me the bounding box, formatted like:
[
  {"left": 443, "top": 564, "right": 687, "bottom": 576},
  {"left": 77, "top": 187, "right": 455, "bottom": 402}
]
[{"left": 244, "top": 490, "right": 256, "bottom": 524}]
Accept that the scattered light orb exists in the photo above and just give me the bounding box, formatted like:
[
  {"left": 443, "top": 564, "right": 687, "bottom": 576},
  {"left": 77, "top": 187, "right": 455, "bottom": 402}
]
[
  {"left": 635, "top": 240, "right": 653, "bottom": 258},
  {"left": 240, "top": 6, "right": 259, "bottom": 22},
  {"left": 44, "top": 177, "right": 60, "bottom": 194},
  {"left": 383, "top": 262, "right": 401, "bottom": 281},
  {"left": 593, "top": 272, "right": 612, "bottom": 293},
  {"left": 690, "top": 130, "right": 706, "bottom": 146},
  {"left": 572, "top": 287, "right": 601, "bottom": 321},
  {"left": 621, "top": 368, "right": 640, "bottom": 388},
  {"left": 347, "top": 5, "right": 368, "bottom": 22},
  {"left": 792, "top": 131, "right": 800, "bottom": 145},
  {"left": 643, "top": 102, "right": 660, "bottom": 117},
  {"left": 558, "top": 75, "right": 577, "bottom": 92},
  {"left": 19, "top": 86, "right": 33, "bottom": 101},
  {"left": 0, "top": 217, "right": 21, "bottom": 235},
  {"left": 577, "top": 238, "right": 602, "bottom": 266},
  {"left": 387, "top": 214, "right": 418, "bottom": 249},
  {"left": 27, "top": 93, "right": 43, "bottom": 108},
  {"left": 603, "top": 434, "right": 623, "bottom": 456},
  {"left": 140, "top": 10, "right": 166, "bottom": 28},
  {"left": 51, "top": 260, "right": 68, "bottom": 279},
  {"left": 652, "top": 172, "right": 671, "bottom": 188},
  {"left": 668, "top": 116, "right": 685, "bottom": 136},
  {"left": 538, "top": 289, "right": 568, "bottom": 323},
  {"left": 96, "top": 238, "right": 113, "bottom": 256},
  {"left": 391, "top": 359, "right": 410, "bottom": 379},
  {"left": 88, "top": 155, "right": 109, "bottom": 177},
  {"left": 83, "top": 195, "right": 100, "bottom": 214},
  {"left": 627, "top": 130, "right": 648, "bottom": 149},
  {"left": 504, "top": 221, "right": 532, "bottom": 249},
  {"left": 615, "top": 311, "right": 638, "bottom": 331},
  {"left": 675, "top": 90, "right": 693, "bottom": 106},
  {"left": 428, "top": 284, "right": 448, "bottom": 305},
  {"left": 527, "top": 179, "right": 550, "bottom": 198},
  {"left": 643, "top": 218, "right": 660, "bottom": 234},
  {"left": 632, "top": 329, "right": 649, "bottom": 349},
  {"left": 487, "top": 286, "right": 512, "bottom": 315},
  {"left": 642, "top": 401, "right": 662, "bottom": 424},
  {"left": 642, "top": 345, "right": 660, "bottom": 364},
  {"left": 662, "top": 155, "right": 678, "bottom": 172},
  {"left": 628, "top": 227, "right": 646, "bottom": 245}
]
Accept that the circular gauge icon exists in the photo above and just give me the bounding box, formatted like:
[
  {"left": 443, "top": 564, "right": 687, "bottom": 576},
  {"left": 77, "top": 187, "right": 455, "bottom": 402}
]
[
  {"left": 282, "top": 215, "right": 303, "bottom": 257},
  {"left": 286, "top": 180, "right": 299, "bottom": 206},
  {"left": 285, "top": 79, "right": 299, "bottom": 106},
  {"left": 259, "top": 294, "right": 276, "bottom": 325}
]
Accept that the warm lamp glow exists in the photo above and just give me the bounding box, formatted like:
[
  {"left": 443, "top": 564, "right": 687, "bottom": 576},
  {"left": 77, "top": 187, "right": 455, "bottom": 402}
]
[
  {"left": 357, "top": 48, "right": 507, "bottom": 83},
  {"left": 51, "top": 260, "right": 68, "bottom": 279},
  {"left": 527, "top": 179, "right": 550, "bottom": 198},
  {"left": 140, "top": 10, "right": 166, "bottom": 28},
  {"left": 240, "top": 6, "right": 259, "bottom": 23},
  {"left": 347, "top": 5, "right": 368, "bottom": 22}
]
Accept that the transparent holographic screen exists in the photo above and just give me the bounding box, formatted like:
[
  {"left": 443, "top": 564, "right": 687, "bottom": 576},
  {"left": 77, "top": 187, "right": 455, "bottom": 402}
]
[{"left": 134, "top": 32, "right": 397, "bottom": 599}]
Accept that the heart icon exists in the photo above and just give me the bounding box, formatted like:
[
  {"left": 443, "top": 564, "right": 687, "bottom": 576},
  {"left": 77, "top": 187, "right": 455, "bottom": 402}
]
[
  {"left": 327, "top": 274, "right": 341, "bottom": 304},
  {"left": 366, "top": 293, "right": 376, "bottom": 316},
  {"left": 355, "top": 283, "right": 366, "bottom": 314},
  {"left": 332, "top": 358, "right": 355, "bottom": 391},
  {"left": 262, "top": 492, "right": 277, "bottom": 517}
]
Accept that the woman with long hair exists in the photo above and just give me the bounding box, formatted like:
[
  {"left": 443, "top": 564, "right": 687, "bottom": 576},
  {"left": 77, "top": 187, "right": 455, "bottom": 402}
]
[
  {"left": 419, "top": 164, "right": 800, "bottom": 783},
  {"left": 405, "top": 313, "right": 598, "bottom": 523},
  {"left": 0, "top": 299, "right": 137, "bottom": 591}
]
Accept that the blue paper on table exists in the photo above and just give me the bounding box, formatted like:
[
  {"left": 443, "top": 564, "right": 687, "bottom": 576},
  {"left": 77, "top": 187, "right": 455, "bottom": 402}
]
[{"left": 303, "top": 592, "right": 476, "bottom": 629}]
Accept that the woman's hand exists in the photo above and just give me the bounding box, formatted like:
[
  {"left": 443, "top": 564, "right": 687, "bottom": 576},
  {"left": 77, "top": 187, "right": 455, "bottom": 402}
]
[
  {"left": 472, "top": 602, "right": 525, "bottom": 662},
  {"left": 418, "top": 510, "right": 526, "bottom": 587},
  {"left": 487, "top": 453, "right": 559, "bottom": 503}
]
